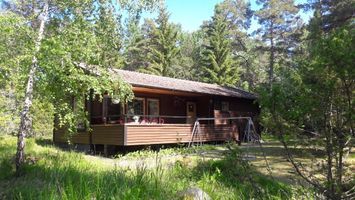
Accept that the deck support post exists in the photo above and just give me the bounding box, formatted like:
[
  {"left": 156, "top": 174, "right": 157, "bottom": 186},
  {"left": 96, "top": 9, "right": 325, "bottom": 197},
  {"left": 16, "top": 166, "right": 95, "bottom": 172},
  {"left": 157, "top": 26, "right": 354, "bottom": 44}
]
[{"left": 104, "top": 144, "right": 108, "bottom": 156}]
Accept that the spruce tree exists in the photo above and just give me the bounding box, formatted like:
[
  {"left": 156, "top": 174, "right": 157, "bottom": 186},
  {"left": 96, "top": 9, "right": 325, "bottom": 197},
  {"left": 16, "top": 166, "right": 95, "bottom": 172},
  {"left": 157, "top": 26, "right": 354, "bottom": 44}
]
[
  {"left": 215, "top": 0, "right": 255, "bottom": 90},
  {"left": 139, "top": 6, "right": 180, "bottom": 76},
  {"left": 200, "top": 9, "right": 239, "bottom": 86}
]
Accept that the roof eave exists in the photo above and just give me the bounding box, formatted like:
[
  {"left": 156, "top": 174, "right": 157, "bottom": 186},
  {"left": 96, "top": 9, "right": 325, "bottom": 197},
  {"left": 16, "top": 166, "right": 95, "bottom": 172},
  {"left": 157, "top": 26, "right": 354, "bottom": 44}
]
[{"left": 129, "top": 82, "right": 258, "bottom": 100}]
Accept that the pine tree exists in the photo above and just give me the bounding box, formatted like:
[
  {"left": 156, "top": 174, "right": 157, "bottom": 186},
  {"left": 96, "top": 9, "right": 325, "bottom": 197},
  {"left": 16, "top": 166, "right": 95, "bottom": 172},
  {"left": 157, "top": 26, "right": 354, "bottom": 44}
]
[
  {"left": 304, "top": 0, "right": 354, "bottom": 33},
  {"left": 200, "top": 9, "right": 240, "bottom": 86},
  {"left": 306, "top": 0, "right": 354, "bottom": 52},
  {"left": 255, "top": 0, "right": 300, "bottom": 86},
  {"left": 139, "top": 6, "right": 180, "bottom": 76}
]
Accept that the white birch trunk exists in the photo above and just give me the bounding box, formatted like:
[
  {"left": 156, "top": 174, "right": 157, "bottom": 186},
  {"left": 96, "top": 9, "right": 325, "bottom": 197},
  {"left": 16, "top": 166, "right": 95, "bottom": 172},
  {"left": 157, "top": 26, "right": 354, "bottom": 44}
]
[{"left": 16, "top": 2, "right": 49, "bottom": 172}]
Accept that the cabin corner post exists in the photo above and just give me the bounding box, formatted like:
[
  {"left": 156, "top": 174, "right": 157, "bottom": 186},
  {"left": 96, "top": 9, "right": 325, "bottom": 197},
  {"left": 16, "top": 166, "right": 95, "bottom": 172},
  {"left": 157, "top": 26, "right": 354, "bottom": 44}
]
[{"left": 124, "top": 124, "right": 127, "bottom": 146}]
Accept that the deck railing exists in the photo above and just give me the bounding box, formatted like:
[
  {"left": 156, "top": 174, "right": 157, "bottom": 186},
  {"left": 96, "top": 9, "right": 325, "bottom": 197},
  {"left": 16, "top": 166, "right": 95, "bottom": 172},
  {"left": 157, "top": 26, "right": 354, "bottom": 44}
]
[{"left": 91, "top": 114, "right": 193, "bottom": 125}]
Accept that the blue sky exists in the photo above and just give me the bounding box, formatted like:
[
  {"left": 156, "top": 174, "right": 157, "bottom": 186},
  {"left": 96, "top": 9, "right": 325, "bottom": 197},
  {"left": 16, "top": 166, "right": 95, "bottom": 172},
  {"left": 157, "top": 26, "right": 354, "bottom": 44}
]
[
  {"left": 165, "top": 0, "right": 223, "bottom": 31},
  {"left": 146, "top": 0, "right": 314, "bottom": 32}
]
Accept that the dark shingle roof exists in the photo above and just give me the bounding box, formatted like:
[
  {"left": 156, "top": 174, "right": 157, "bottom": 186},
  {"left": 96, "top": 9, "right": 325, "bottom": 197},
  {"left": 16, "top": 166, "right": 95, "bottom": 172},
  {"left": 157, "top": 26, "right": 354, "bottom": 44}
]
[{"left": 114, "top": 69, "right": 257, "bottom": 99}]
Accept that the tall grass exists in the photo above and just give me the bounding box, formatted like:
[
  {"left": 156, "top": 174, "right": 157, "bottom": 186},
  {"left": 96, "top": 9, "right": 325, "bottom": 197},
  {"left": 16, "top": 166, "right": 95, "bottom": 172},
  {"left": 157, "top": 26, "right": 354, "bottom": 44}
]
[{"left": 0, "top": 136, "right": 312, "bottom": 199}]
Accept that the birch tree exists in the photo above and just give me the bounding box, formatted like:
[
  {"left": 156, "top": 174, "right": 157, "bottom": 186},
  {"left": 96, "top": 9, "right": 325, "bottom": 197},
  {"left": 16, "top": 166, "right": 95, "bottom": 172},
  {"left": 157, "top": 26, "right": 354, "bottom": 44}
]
[
  {"left": 16, "top": 1, "right": 48, "bottom": 173},
  {"left": 1, "top": 0, "right": 161, "bottom": 173}
]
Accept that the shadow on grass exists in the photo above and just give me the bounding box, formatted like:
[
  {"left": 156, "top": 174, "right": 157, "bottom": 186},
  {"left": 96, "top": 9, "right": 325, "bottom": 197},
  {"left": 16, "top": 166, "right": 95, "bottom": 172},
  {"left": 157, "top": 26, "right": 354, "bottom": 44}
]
[
  {"left": 173, "top": 147, "right": 298, "bottom": 200},
  {"left": 241, "top": 143, "right": 326, "bottom": 159},
  {"left": 34, "top": 138, "right": 53, "bottom": 147}
]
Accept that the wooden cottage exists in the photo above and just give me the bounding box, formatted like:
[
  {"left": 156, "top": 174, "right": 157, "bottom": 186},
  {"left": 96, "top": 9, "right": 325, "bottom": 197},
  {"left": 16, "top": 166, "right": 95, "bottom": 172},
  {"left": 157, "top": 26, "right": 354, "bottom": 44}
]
[{"left": 53, "top": 69, "right": 259, "bottom": 147}]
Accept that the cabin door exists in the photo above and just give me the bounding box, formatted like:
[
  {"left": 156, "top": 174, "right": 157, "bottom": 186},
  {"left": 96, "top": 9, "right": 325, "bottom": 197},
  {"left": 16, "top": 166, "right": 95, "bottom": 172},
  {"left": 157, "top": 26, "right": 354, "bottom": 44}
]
[{"left": 186, "top": 102, "right": 196, "bottom": 124}]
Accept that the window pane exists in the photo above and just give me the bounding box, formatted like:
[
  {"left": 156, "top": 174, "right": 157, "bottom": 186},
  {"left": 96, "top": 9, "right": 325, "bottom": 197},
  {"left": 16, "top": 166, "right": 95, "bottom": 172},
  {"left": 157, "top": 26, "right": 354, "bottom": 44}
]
[
  {"left": 221, "top": 101, "right": 229, "bottom": 111},
  {"left": 127, "top": 99, "right": 144, "bottom": 115},
  {"left": 107, "top": 98, "right": 121, "bottom": 121},
  {"left": 90, "top": 95, "right": 103, "bottom": 124},
  {"left": 148, "top": 99, "right": 159, "bottom": 115}
]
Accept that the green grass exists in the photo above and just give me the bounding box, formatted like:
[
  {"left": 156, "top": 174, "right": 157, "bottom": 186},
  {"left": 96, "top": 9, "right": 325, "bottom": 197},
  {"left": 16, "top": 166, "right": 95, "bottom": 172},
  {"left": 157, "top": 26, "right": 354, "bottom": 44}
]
[
  {"left": 116, "top": 144, "right": 223, "bottom": 159},
  {"left": 0, "top": 136, "right": 312, "bottom": 199}
]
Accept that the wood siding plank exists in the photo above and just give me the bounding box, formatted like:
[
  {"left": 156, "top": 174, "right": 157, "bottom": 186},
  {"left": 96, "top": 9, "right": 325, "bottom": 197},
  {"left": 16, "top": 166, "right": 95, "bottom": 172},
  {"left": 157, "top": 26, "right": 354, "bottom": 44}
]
[{"left": 124, "top": 124, "right": 238, "bottom": 146}]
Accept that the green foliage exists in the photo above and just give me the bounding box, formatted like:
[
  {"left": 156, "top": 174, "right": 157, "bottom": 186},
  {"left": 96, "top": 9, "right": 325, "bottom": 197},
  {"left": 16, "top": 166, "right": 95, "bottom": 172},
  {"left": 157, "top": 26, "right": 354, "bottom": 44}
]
[
  {"left": 123, "top": 17, "right": 148, "bottom": 71},
  {"left": 95, "top": 0, "right": 124, "bottom": 67},
  {"left": 200, "top": 8, "right": 240, "bottom": 86},
  {"left": 174, "top": 30, "right": 204, "bottom": 80},
  {"left": 259, "top": 24, "right": 354, "bottom": 199},
  {"left": 31, "top": 100, "right": 55, "bottom": 137},
  {"left": 254, "top": 0, "right": 301, "bottom": 85},
  {"left": 0, "top": 136, "right": 311, "bottom": 199},
  {"left": 305, "top": 0, "right": 354, "bottom": 33},
  {"left": 0, "top": 12, "right": 34, "bottom": 135},
  {"left": 0, "top": 0, "right": 139, "bottom": 138},
  {"left": 138, "top": 6, "right": 180, "bottom": 77}
]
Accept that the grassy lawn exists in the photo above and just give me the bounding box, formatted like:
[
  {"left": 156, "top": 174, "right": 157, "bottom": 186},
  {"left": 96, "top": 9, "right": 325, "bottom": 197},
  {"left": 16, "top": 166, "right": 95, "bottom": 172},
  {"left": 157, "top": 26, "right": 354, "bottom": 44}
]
[
  {"left": 0, "top": 135, "right": 315, "bottom": 200},
  {"left": 243, "top": 135, "right": 355, "bottom": 187}
]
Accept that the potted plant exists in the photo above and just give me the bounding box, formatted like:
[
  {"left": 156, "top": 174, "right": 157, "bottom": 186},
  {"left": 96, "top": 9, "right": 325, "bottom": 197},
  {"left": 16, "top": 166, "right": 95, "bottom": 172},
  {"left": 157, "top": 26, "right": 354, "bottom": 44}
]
[
  {"left": 111, "top": 95, "right": 120, "bottom": 104},
  {"left": 132, "top": 115, "right": 140, "bottom": 123}
]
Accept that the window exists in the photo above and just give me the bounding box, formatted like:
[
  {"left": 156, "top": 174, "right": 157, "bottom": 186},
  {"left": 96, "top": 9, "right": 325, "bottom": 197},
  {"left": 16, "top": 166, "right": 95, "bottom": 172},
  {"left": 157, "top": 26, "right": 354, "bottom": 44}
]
[
  {"left": 221, "top": 101, "right": 229, "bottom": 112},
  {"left": 90, "top": 95, "right": 103, "bottom": 124},
  {"left": 90, "top": 94, "right": 122, "bottom": 124},
  {"left": 147, "top": 99, "right": 159, "bottom": 116},
  {"left": 214, "top": 100, "right": 221, "bottom": 110},
  {"left": 127, "top": 98, "right": 145, "bottom": 116},
  {"left": 107, "top": 97, "right": 121, "bottom": 122}
]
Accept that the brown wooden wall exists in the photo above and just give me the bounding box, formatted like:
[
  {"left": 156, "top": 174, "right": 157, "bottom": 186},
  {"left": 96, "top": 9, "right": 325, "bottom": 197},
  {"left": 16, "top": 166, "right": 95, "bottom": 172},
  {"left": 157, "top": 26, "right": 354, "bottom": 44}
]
[
  {"left": 91, "top": 125, "right": 124, "bottom": 145},
  {"left": 54, "top": 88, "right": 259, "bottom": 146},
  {"left": 197, "top": 124, "right": 238, "bottom": 141},
  {"left": 124, "top": 124, "right": 191, "bottom": 145},
  {"left": 54, "top": 124, "right": 240, "bottom": 146},
  {"left": 53, "top": 125, "right": 124, "bottom": 145},
  {"left": 132, "top": 91, "right": 214, "bottom": 119},
  {"left": 124, "top": 124, "right": 238, "bottom": 146},
  {"left": 132, "top": 92, "right": 259, "bottom": 122}
]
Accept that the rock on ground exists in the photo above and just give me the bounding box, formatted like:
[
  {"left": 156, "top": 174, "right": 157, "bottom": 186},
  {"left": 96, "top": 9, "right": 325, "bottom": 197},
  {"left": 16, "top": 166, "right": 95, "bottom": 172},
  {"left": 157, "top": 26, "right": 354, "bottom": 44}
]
[{"left": 178, "top": 187, "right": 211, "bottom": 200}]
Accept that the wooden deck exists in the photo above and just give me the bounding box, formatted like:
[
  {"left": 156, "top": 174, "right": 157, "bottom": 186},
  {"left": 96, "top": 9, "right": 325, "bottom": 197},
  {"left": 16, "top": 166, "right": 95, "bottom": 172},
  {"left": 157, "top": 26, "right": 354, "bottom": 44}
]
[
  {"left": 54, "top": 125, "right": 124, "bottom": 145},
  {"left": 54, "top": 123, "right": 239, "bottom": 146}
]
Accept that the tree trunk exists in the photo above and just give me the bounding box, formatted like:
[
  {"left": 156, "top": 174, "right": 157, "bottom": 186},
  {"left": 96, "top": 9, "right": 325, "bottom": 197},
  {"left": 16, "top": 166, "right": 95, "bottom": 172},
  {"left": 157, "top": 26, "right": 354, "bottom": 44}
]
[
  {"left": 15, "top": 2, "right": 49, "bottom": 173},
  {"left": 269, "top": 23, "right": 275, "bottom": 88}
]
